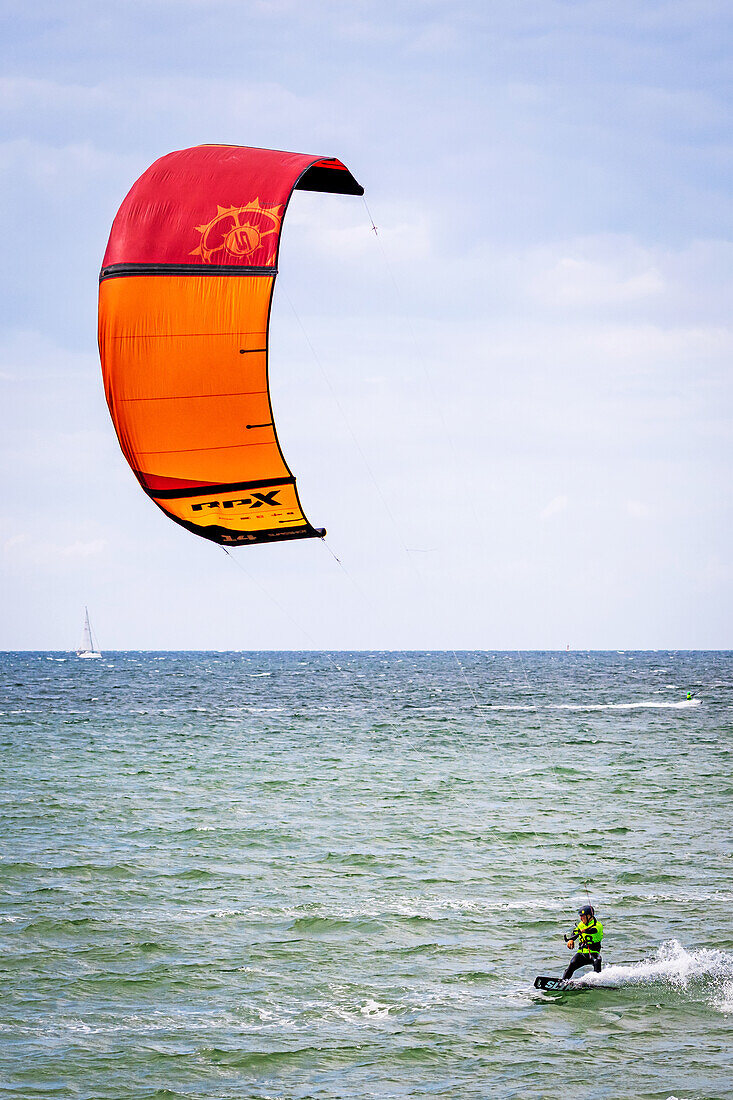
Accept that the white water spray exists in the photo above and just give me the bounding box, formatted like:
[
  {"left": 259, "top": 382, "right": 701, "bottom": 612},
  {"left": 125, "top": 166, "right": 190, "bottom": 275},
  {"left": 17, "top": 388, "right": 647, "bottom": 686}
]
[{"left": 582, "top": 941, "right": 733, "bottom": 1012}]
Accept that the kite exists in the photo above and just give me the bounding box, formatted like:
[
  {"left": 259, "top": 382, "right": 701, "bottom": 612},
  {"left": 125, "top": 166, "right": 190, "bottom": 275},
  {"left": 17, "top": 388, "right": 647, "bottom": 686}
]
[{"left": 98, "top": 144, "right": 363, "bottom": 545}]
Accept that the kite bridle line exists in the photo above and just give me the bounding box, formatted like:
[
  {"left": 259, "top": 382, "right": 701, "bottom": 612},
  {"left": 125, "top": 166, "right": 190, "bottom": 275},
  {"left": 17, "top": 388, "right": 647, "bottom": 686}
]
[
  {"left": 359, "top": 196, "right": 588, "bottom": 861},
  {"left": 276, "top": 230, "right": 567, "bottom": 871}
]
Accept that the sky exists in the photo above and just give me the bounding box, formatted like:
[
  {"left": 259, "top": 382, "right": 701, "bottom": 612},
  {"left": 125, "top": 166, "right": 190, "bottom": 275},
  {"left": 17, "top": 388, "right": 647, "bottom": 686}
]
[{"left": 1, "top": 0, "right": 731, "bottom": 650}]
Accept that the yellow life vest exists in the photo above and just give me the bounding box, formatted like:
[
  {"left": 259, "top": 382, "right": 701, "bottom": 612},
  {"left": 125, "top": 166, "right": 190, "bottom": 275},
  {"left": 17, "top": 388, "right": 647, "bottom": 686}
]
[{"left": 572, "top": 917, "right": 603, "bottom": 954}]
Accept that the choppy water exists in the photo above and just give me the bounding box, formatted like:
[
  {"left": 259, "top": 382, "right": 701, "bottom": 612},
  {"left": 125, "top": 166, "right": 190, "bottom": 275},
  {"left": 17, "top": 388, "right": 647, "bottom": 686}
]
[{"left": 1, "top": 651, "right": 731, "bottom": 1100}]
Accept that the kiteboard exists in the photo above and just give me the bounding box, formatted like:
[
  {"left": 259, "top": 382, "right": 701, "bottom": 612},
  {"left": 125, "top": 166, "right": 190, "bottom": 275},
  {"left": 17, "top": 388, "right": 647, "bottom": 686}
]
[{"left": 534, "top": 975, "right": 614, "bottom": 991}]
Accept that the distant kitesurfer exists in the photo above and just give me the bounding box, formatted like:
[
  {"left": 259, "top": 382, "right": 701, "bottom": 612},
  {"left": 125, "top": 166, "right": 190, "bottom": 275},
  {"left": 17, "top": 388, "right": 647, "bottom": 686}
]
[{"left": 563, "top": 905, "right": 603, "bottom": 979}]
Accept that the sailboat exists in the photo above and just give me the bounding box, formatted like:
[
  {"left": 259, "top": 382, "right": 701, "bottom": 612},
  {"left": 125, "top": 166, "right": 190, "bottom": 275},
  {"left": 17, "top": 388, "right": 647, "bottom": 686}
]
[{"left": 76, "top": 607, "right": 102, "bottom": 659}]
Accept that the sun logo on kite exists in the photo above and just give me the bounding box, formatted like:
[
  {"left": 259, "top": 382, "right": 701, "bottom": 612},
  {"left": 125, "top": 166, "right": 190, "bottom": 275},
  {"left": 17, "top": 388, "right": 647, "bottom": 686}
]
[{"left": 190, "top": 199, "right": 283, "bottom": 264}]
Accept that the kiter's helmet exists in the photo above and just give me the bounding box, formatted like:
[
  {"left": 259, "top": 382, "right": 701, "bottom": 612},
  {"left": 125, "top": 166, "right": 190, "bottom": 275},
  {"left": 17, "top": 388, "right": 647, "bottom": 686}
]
[{"left": 579, "top": 905, "right": 595, "bottom": 918}]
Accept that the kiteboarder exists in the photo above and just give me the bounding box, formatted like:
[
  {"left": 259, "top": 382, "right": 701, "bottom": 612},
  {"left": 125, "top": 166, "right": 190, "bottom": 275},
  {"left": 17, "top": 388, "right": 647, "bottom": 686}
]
[{"left": 562, "top": 904, "right": 603, "bottom": 979}]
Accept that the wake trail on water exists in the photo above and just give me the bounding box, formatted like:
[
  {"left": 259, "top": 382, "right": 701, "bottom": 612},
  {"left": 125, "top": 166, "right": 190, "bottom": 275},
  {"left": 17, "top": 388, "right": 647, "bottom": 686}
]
[
  {"left": 486, "top": 699, "right": 701, "bottom": 712},
  {"left": 580, "top": 941, "right": 733, "bottom": 1012}
]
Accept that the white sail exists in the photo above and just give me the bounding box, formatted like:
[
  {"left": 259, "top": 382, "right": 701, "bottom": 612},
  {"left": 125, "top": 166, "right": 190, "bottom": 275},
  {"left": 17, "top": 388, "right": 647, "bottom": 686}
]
[{"left": 76, "top": 607, "right": 102, "bottom": 658}]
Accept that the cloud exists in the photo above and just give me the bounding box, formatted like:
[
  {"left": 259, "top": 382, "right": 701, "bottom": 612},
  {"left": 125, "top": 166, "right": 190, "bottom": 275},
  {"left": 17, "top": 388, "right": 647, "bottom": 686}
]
[
  {"left": 540, "top": 495, "right": 569, "bottom": 520},
  {"left": 3, "top": 534, "right": 27, "bottom": 552},
  {"left": 535, "top": 254, "right": 664, "bottom": 308},
  {"left": 0, "top": 329, "right": 98, "bottom": 378},
  {"left": 55, "top": 539, "right": 107, "bottom": 558},
  {"left": 0, "top": 75, "right": 333, "bottom": 156},
  {"left": 3, "top": 531, "right": 107, "bottom": 562}
]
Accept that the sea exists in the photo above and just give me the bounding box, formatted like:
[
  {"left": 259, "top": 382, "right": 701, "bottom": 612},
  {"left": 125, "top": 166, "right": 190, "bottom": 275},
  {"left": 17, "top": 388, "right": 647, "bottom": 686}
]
[{"left": 1, "top": 650, "right": 731, "bottom": 1100}]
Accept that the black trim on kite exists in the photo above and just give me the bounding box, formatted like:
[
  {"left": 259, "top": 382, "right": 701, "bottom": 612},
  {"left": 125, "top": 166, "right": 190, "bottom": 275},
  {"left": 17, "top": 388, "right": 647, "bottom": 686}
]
[
  {"left": 100, "top": 263, "right": 277, "bottom": 281},
  {"left": 295, "top": 164, "right": 364, "bottom": 196},
  {"left": 145, "top": 475, "right": 295, "bottom": 500},
  {"left": 163, "top": 513, "right": 326, "bottom": 546},
  {"left": 245, "top": 422, "right": 273, "bottom": 429}
]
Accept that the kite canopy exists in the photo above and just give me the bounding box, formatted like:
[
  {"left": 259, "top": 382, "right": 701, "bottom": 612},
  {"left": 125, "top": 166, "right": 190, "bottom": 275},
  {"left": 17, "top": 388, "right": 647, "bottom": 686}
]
[{"left": 98, "top": 144, "right": 363, "bottom": 546}]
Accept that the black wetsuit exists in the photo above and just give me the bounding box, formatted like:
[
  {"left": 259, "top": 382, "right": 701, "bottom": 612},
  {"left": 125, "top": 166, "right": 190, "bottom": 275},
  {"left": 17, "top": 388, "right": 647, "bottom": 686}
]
[{"left": 563, "top": 951, "right": 602, "bottom": 979}]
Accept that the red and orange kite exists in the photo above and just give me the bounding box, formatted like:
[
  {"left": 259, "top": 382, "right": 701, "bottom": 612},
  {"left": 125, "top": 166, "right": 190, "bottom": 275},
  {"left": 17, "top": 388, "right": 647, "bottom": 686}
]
[{"left": 98, "top": 144, "right": 363, "bottom": 545}]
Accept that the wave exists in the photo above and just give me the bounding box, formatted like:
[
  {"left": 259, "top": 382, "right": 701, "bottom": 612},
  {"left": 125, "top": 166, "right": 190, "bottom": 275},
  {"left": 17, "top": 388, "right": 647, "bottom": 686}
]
[
  {"left": 199, "top": 1042, "right": 369, "bottom": 1069},
  {"left": 288, "top": 915, "right": 383, "bottom": 935},
  {"left": 485, "top": 699, "right": 700, "bottom": 712}
]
